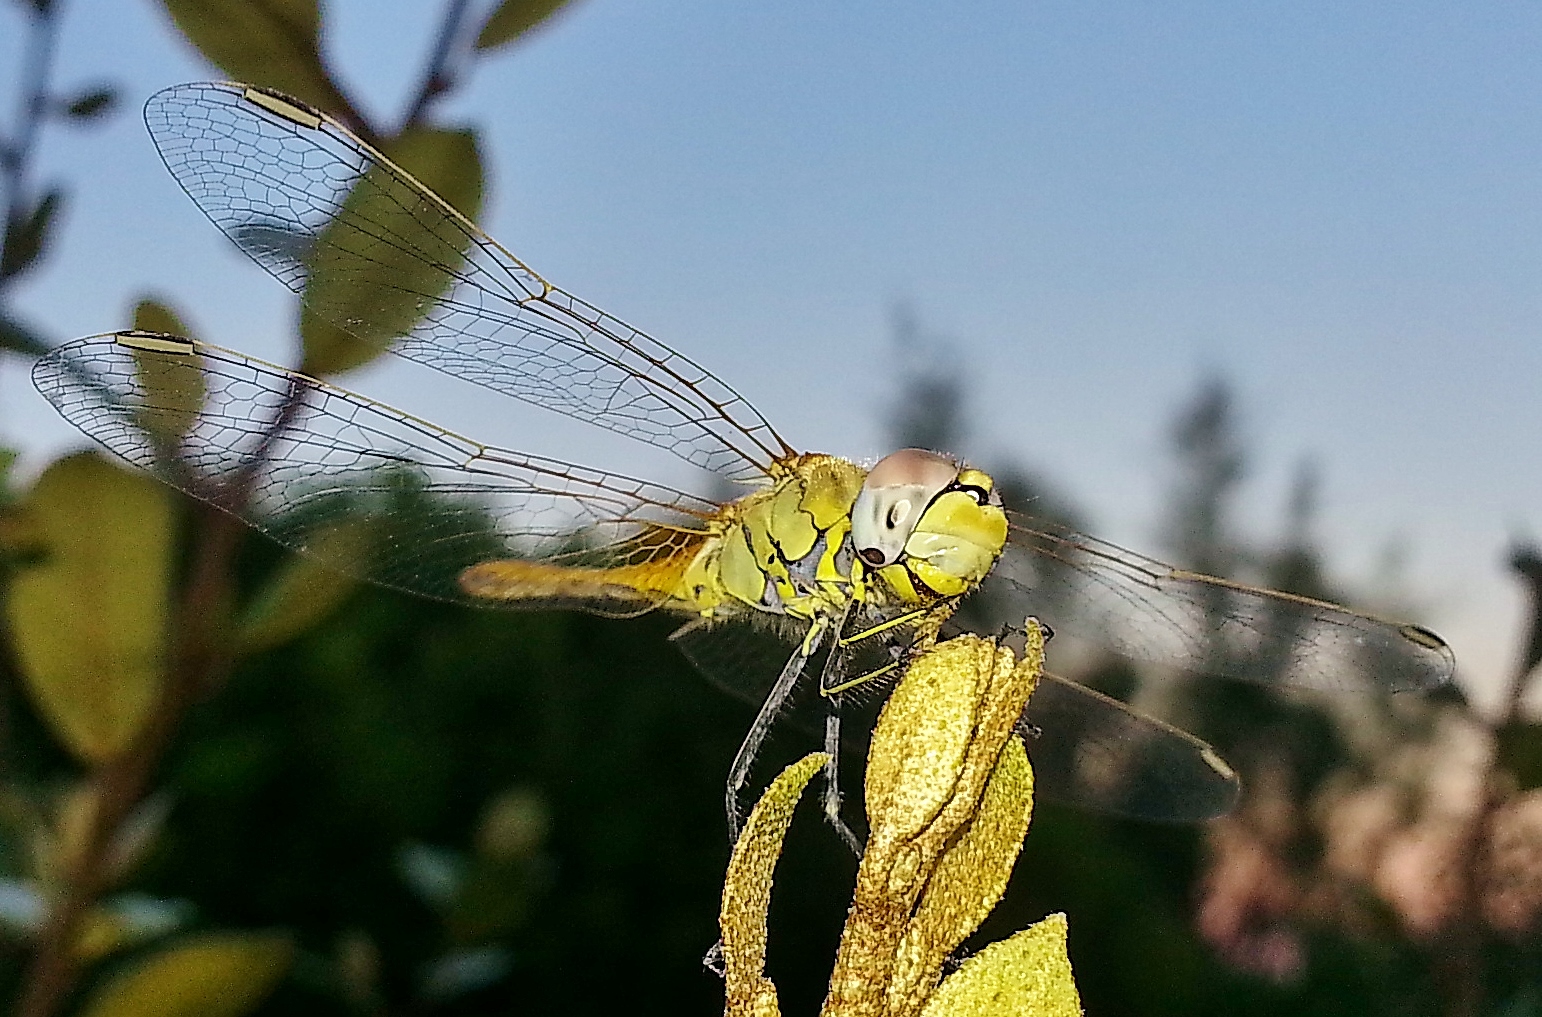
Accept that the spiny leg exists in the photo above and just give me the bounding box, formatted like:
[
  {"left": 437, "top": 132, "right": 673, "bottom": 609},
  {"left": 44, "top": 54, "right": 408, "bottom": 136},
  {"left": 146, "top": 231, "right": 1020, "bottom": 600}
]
[
  {"left": 812, "top": 604, "right": 962, "bottom": 850},
  {"left": 835, "top": 605, "right": 934, "bottom": 647},
  {"left": 816, "top": 600, "right": 864, "bottom": 853},
  {"left": 815, "top": 600, "right": 868, "bottom": 855},
  {"left": 821, "top": 694, "right": 863, "bottom": 856},
  {"left": 724, "top": 618, "right": 828, "bottom": 845}
]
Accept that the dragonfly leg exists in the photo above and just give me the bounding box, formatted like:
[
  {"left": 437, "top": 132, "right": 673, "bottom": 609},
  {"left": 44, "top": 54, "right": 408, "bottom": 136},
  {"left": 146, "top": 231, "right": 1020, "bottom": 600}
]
[
  {"left": 821, "top": 698, "right": 863, "bottom": 856},
  {"left": 836, "top": 606, "right": 933, "bottom": 647},
  {"left": 821, "top": 659, "right": 902, "bottom": 696},
  {"left": 724, "top": 619, "right": 827, "bottom": 845}
]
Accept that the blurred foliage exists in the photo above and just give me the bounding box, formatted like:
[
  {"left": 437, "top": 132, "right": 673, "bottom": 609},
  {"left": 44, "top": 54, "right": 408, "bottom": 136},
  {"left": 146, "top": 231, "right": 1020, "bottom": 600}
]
[
  {"left": 154, "top": 0, "right": 343, "bottom": 117},
  {"left": 127, "top": 300, "right": 207, "bottom": 442},
  {"left": 234, "top": 522, "right": 366, "bottom": 657},
  {"left": 58, "top": 87, "right": 116, "bottom": 123},
  {"left": 129, "top": 300, "right": 193, "bottom": 342},
  {"left": 1, "top": 188, "right": 63, "bottom": 283},
  {"left": 1, "top": 0, "right": 120, "bottom": 355},
  {"left": 74, "top": 932, "right": 292, "bottom": 1017},
  {"left": 475, "top": 0, "right": 576, "bottom": 51},
  {"left": 1497, "top": 722, "right": 1542, "bottom": 792},
  {"left": 4, "top": 453, "right": 172, "bottom": 764}
]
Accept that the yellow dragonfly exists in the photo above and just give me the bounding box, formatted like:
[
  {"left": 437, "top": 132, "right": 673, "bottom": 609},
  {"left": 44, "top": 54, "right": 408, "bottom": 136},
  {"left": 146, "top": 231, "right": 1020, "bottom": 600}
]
[{"left": 34, "top": 83, "right": 1454, "bottom": 848}]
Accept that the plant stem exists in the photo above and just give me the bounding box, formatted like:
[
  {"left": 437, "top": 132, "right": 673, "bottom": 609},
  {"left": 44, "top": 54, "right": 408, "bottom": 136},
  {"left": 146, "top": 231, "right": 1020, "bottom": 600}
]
[
  {"left": 401, "top": 0, "right": 476, "bottom": 131},
  {"left": 1, "top": 0, "right": 61, "bottom": 297}
]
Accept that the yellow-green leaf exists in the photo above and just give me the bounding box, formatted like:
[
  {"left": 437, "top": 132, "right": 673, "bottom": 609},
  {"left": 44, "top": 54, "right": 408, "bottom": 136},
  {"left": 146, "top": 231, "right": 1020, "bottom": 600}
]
[
  {"left": 6, "top": 453, "right": 174, "bottom": 763},
  {"left": 75, "top": 906, "right": 132, "bottom": 962},
  {"left": 889, "top": 737, "right": 1036, "bottom": 1013},
  {"left": 235, "top": 522, "right": 367, "bottom": 655},
  {"left": 129, "top": 299, "right": 206, "bottom": 442},
  {"left": 863, "top": 635, "right": 997, "bottom": 841},
  {"left": 721, "top": 752, "right": 828, "bottom": 1017},
  {"left": 475, "top": 0, "right": 576, "bottom": 51},
  {"left": 156, "top": 0, "right": 339, "bottom": 113},
  {"left": 131, "top": 298, "right": 195, "bottom": 341},
  {"left": 300, "top": 127, "right": 484, "bottom": 376},
  {"left": 475, "top": 787, "right": 550, "bottom": 862},
  {"left": 77, "top": 931, "right": 293, "bottom": 1017},
  {"left": 919, "top": 913, "right": 1081, "bottom": 1017}
]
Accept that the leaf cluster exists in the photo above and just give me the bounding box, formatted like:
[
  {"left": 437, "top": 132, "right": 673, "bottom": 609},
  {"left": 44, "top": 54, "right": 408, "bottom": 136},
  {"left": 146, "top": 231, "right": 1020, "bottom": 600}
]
[{"left": 0, "top": 2, "right": 578, "bottom": 1014}]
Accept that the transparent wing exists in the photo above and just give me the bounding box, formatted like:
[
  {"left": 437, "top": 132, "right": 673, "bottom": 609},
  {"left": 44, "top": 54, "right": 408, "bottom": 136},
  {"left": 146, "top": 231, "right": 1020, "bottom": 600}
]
[
  {"left": 1024, "top": 672, "right": 1239, "bottom": 822},
  {"left": 143, "top": 81, "right": 794, "bottom": 483},
  {"left": 33, "top": 332, "right": 719, "bottom": 612},
  {"left": 670, "top": 617, "right": 820, "bottom": 714},
  {"left": 991, "top": 512, "right": 1455, "bottom": 694},
  {"left": 670, "top": 617, "right": 1240, "bottom": 822}
]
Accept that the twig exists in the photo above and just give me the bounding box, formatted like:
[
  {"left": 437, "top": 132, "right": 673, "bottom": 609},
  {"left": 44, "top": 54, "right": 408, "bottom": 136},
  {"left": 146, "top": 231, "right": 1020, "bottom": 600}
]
[
  {"left": 400, "top": 0, "right": 477, "bottom": 131},
  {"left": 1, "top": 0, "right": 63, "bottom": 301}
]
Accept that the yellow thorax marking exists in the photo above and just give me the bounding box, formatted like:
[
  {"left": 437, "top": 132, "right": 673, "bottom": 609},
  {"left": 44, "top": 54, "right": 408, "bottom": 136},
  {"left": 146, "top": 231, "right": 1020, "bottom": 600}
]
[{"left": 716, "top": 454, "right": 867, "bottom": 620}]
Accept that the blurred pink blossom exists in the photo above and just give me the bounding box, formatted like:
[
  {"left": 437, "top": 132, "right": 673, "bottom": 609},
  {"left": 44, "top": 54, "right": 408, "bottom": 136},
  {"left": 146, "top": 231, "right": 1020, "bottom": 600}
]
[
  {"left": 1482, "top": 790, "right": 1542, "bottom": 936},
  {"left": 1197, "top": 808, "right": 1304, "bottom": 981}
]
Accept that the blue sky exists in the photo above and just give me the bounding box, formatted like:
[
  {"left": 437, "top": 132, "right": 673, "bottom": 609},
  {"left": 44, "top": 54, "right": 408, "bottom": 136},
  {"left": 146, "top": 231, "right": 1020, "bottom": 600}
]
[{"left": 4, "top": 0, "right": 1540, "bottom": 702}]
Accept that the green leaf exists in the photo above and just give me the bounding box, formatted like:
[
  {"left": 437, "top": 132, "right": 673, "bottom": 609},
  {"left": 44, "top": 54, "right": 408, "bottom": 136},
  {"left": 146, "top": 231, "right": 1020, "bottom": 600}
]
[
  {"left": 475, "top": 786, "right": 549, "bottom": 861},
  {"left": 300, "top": 127, "right": 484, "bottom": 376},
  {"left": 62, "top": 85, "right": 118, "bottom": 121},
  {"left": 5, "top": 452, "right": 174, "bottom": 763},
  {"left": 919, "top": 913, "right": 1081, "bottom": 1017},
  {"left": 720, "top": 751, "right": 828, "bottom": 1015},
  {"left": 0, "top": 312, "right": 47, "bottom": 356},
  {"left": 235, "top": 522, "right": 366, "bottom": 654},
  {"left": 131, "top": 298, "right": 196, "bottom": 341},
  {"left": 128, "top": 299, "right": 207, "bottom": 441},
  {"left": 474, "top": 0, "right": 576, "bottom": 51},
  {"left": 156, "top": 0, "right": 338, "bottom": 113},
  {"left": 77, "top": 931, "right": 293, "bottom": 1017},
  {"left": 1, "top": 188, "right": 63, "bottom": 282}
]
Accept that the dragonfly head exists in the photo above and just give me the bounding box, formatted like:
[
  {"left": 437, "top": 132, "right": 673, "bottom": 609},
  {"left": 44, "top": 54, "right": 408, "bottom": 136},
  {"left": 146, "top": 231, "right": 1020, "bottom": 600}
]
[{"left": 851, "top": 448, "right": 1008, "bottom": 598}]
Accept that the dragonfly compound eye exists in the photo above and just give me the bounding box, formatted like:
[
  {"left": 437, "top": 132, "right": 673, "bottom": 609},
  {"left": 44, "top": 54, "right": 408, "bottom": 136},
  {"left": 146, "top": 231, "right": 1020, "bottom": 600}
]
[{"left": 851, "top": 448, "right": 960, "bottom": 569}]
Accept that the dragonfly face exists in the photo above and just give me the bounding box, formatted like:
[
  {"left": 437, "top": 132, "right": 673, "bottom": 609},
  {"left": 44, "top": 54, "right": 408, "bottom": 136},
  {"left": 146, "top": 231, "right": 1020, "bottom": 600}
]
[
  {"left": 32, "top": 82, "right": 1456, "bottom": 836},
  {"left": 851, "top": 449, "right": 1009, "bottom": 601}
]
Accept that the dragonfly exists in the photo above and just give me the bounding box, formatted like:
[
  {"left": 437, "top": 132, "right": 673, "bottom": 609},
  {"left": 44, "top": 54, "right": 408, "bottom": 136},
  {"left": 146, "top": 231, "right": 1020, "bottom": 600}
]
[{"left": 33, "top": 82, "right": 1455, "bottom": 848}]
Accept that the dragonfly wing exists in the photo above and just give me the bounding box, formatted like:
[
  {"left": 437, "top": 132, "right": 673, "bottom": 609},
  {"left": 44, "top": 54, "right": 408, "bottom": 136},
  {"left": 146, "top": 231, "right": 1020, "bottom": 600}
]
[
  {"left": 669, "top": 607, "right": 910, "bottom": 722},
  {"left": 670, "top": 617, "right": 817, "bottom": 707},
  {"left": 998, "top": 512, "right": 1455, "bottom": 694},
  {"left": 143, "top": 82, "right": 793, "bottom": 482},
  {"left": 34, "top": 332, "right": 717, "bottom": 613},
  {"left": 1022, "top": 672, "right": 1240, "bottom": 822},
  {"left": 675, "top": 617, "right": 1238, "bottom": 822}
]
